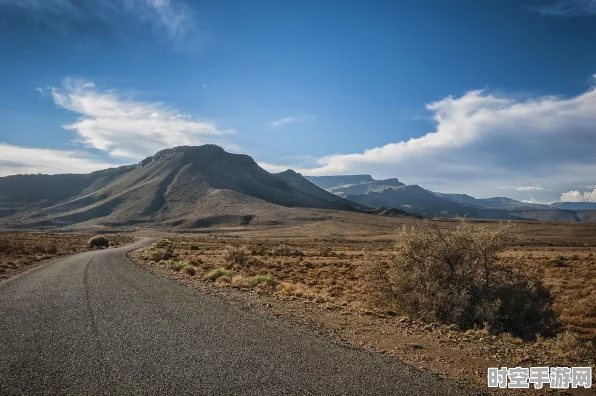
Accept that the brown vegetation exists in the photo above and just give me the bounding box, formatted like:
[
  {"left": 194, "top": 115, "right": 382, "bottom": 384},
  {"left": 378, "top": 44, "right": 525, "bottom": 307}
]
[
  {"left": 0, "top": 232, "right": 134, "bottom": 281},
  {"left": 134, "top": 228, "right": 596, "bottom": 343},
  {"left": 88, "top": 235, "right": 110, "bottom": 248},
  {"left": 366, "top": 219, "right": 559, "bottom": 340},
  {"left": 131, "top": 220, "right": 596, "bottom": 391}
]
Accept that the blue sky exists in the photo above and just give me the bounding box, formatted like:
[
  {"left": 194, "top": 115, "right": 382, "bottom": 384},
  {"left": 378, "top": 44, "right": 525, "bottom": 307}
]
[{"left": 1, "top": 0, "right": 596, "bottom": 202}]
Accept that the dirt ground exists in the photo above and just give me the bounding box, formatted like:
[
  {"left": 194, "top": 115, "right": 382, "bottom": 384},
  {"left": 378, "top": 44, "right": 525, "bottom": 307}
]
[
  {"left": 2, "top": 218, "right": 595, "bottom": 393},
  {"left": 128, "top": 219, "right": 596, "bottom": 393}
]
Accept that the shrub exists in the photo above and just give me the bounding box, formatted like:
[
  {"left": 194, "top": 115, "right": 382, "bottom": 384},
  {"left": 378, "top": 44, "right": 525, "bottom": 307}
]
[
  {"left": 273, "top": 244, "right": 304, "bottom": 257},
  {"left": 170, "top": 260, "right": 190, "bottom": 272},
  {"left": 184, "top": 266, "right": 197, "bottom": 276},
  {"left": 88, "top": 236, "right": 109, "bottom": 249},
  {"left": 317, "top": 247, "right": 336, "bottom": 257},
  {"left": 156, "top": 238, "right": 173, "bottom": 248},
  {"left": 250, "top": 244, "right": 269, "bottom": 256},
  {"left": 162, "top": 249, "right": 174, "bottom": 260},
  {"left": 540, "top": 332, "right": 595, "bottom": 364},
  {"left": 146, "top": 248, "right": 164, "bottom": 262},
  {"left": 366, "top": 218, "right": 560, "bottom": 340},
  {"left": 221, "top": 245, "right": 248, "bottom": 269},
  {"left": 547, "top": 257, "right": 568, "bottom": 268},
  {"left": 45, "top": 244, "right": 58, "bottom": 254},
  {"left": 204, "top": 268, "right": 236, "bottom": 281}
]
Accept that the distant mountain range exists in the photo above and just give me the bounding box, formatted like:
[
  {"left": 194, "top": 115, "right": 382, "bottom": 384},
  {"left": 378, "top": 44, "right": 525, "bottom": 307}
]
[
  {"left": 1, "top": 145, "right": 595, "bottom": 229},
  {"left": 304, "top": 175, "right": 596, "bottom": 223},
  {"left": 305, "top": 175, "right": 405, "bottom": 196}
]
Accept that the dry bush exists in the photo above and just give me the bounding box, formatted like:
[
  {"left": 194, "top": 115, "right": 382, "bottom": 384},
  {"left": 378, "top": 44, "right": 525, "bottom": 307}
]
[
  {"left": 146, "top": 248, "right": 164, "bottom": 262},
  {"left": 366, "top": 218, "right": 560, "bottom": 340},
  {"left": 169, "top": 260, "right": 190, "bottom": 272},
  {"left": 221, "top": 245, "right": 247, "bottom": 269},
  {"left": 539, "top": 332, "right": 595, "bottom": 364},
  {"left": 155, "top": 238, "right": 173, "bottom": 248},
  {"left": 250, "top": 244, "right": 269, "bottom": 256},
  {"left": 317, "top": 247, "right": 336, "bottom": 257},
  {"left": 232, "top": 274, "right": 278, "bottom": 289},
  {"left": 88, "top": 236, "right": 109, "bottom": 249},
  {"left": 204, "top": 268, "right": 235, "bottom": 281},
  {"left": 184, "top": 265, "right": 197, "bottom": 276},
  {"left": 273, "top": 244, "right": 304, "bottom": 257}
]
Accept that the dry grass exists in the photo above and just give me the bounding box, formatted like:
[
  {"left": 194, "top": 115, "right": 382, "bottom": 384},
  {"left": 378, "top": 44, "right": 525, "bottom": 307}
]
[
  {"left": 136, "top": 223, "right": 596, "bottom": 348},
  {"left": 131, "top": 222, "right": 596, "bottom": 388},
  {"left": 0, "top": 232, "right": 134, "bottom": 281}
]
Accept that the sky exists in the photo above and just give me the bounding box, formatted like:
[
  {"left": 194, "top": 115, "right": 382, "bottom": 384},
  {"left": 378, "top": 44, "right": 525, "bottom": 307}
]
[{"left": 1, "top": 0, "right": 596, "bottom": 203}]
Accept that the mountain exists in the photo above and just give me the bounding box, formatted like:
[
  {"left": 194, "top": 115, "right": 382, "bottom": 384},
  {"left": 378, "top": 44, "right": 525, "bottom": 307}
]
[
  {"left": 328, "top": 178, "right": 405, "bottom": 196},
  {"left": 304, "top": 174, "right": 596, "bottom": 222},
  {"left": 549, "top": 202, "right": 596, "bottom": 210},
  {"left": 345, "top": 185, "right": 596, "bottom": 222},
  {"left": 346, "top": 185, "right": 531, "bottom": 220},
  {"left": 348, "top": 185, "right": 478, "bottom": 217},
  {"left": 305, "top": 174, "right": 406, "bottom": 196},
  {"left": 273, "top": 170, "right": 355, "bottom": 204},
  {"left": 3, "top": 146, "right": 594, "bottom": 228},
  {"left": 304, "top": 175, "right": 375, "bottom": 190},
  {"left": 1, "top": 145, "right": 403, "bottom": 230},
  {"left": 434, "top": 193, "right": 547, "bottom": 210},
  {"left": 275, "top": 170, "right": 411, "bottom": 217}
]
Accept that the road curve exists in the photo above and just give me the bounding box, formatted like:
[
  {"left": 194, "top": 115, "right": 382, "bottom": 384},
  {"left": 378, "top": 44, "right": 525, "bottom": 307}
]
[{"left": 0, "top": 239, "right": 474, "bottom": 395}]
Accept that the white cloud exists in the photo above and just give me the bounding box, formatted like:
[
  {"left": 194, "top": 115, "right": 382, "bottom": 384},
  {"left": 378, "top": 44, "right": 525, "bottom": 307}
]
[
  {"left": 49, "top": 78, "right": 235, "bottom": 159},
  {"left": 534, "top": 0, "right": 596, "bottom": 16},
  {"left": 0, "top": 144, "right": 115, "bottom": 176},
  {"left": 0, "top": 78, "right": 237, "bottom": 176},
  {"left": 498, "top": 186, "right": 546, "bottom": 191},
  {"left": 517, "top": 186, "right": 545, "bottom": 191},
  {"left": 270, "top": 115, "right": 315, "bottom": 128},
  {"left": 560, "top": 189, "right": 596, "bottom": 202},
  {"left": 522, "top": 197, "right": 553, "bottom": 205},
  {"left": 0, "top": 0, "right": 195, "bottom": 40},
  {"left": 266, "top": 80, "right": 596, "bottom": 196}
]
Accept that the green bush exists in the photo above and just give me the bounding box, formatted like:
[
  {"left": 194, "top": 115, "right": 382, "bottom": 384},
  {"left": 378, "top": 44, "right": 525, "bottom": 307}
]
[
  {"left": 204, "top": 268, "right": 236, "bottom": 281},
  {"left": 170, "top": 260, "right": 190, "bottom": 272}
]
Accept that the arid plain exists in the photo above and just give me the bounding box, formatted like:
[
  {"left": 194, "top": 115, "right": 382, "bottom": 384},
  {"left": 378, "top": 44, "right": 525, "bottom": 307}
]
[{"left": 3, "top": 215, "right": 595, "bottom": 392}]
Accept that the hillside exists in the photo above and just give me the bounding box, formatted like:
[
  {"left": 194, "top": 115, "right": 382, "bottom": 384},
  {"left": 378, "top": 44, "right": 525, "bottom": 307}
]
[
  {"left": 345, "top": 185, "right": 528, "bottom": 220},
  {"left": 434, "top": 193, "right": 547, "bottom": 210},
  {"left": 273, "top": 170, "right": 358, "bottom": 205},
  {"left": 0, "top": 145, "right": 395, "bottom": 230},
  {"left": 304, "top": 175, "right": 375, "bottom": 190},
  {"left": 549, "top": 202, "right": 596, "bottom": 210},
  {"left": 328, "top": 178, "right": 405, "bottom": 196}
]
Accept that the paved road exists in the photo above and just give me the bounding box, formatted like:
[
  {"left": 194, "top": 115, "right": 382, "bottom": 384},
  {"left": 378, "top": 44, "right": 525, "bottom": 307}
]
[{"left": 0, "top": 239, "right": 474, "bottom": 395}]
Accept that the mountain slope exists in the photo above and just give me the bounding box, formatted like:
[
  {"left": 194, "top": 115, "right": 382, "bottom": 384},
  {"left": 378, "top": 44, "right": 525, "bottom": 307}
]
[
  {"left": 346, "top": 185, "right": 526, "bottom": 220},
  {"left": 434, "top": 193, "right": 547, "bottom": 209},
  {"left": 304, "top": 175, "right": 375, "bottom": 190},
  {"left": 549, "top": 202, "right": 596, "bottom": 210},
  {"left": 328, "top": 178, "right": 405, "bottom": 196},
  {"left": 273, "top": 170, "right": 357, "bottom": 205},
  {"left": 0, "top": 165, "right": 135, "bottom": 218},
  {"left": 0, "top": 145, "right": 381, "bottom": 229}
]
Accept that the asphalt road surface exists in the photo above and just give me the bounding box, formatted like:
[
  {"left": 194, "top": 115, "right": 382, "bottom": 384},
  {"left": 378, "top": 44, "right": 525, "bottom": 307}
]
[{"left": 0, "top": 239, "right": 475, "bottom": 395}]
